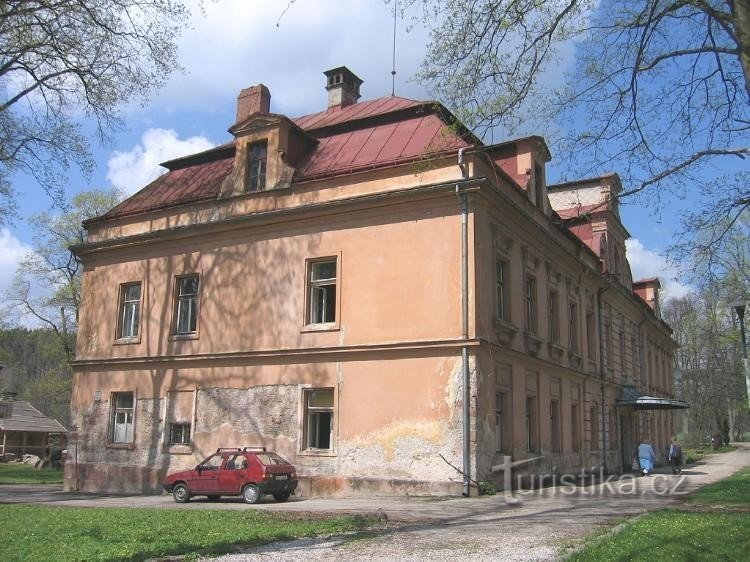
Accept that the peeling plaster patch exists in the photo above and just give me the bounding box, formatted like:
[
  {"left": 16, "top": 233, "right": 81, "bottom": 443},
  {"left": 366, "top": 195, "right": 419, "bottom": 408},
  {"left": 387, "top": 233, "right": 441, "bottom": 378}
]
[
  {"left": 340, "top": 419, "right": 462, "bottom": 481},
  {"left": 349, "top": 421, "right": 445, "bottom": 461},
  {"left": 198, "top": 385, "right": 298, "bottom": 440}
]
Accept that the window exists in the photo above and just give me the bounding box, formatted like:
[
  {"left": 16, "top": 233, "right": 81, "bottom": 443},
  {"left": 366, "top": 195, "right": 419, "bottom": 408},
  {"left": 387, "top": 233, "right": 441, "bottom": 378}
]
[
  {"left": 609, "top": 408, "right": 618, "bottom": 448},
  {"left": 117, "top": 282, "right": 142, "bottom": 339},
  {"left": 495, "top": 392, "right": 509, "bottom": 452},
  {"left": 174, "top": 275, "right": 199, "bottom": 335},
  {"left": 605, "top": 322, "right": 613, "bottom": 367},
  {"left": 631, "top": 336, "right": 639, "bottom": 382},
  {"left": 524, "top": 276, "right": 537, "bottom": 334},
  {"left": 247, "top": 141, "right": 267, "bottom": 191},
  {"left": 165, "top": 390, "right": 193, "bottom": 448},
  {"left": 569, "top": 302, "right": 579, "bottom": 353},
  {"left": 110, "top": 392, "right": 134, "bottom": 444},
  {"left": 525, "top": 396, "right": 538, "bottom": 452},
  {"left": 227, "top": 454, "right": 247, "bottom": 470},
  {"left": 168, "top": 423, "right": 191, "bottom": 446},
  {"left": 307, "top": 259, "right": 337, "bottom": 325},
  {"left": 619, "top": 326, "right": 626, "bottom": 380},
  {"left": 550, "top": 400, "right": 561, "bottom": 453},
  {"left": 304, "top": 389, "right": 334, "bottom": 451},
  {"left": 548, "top": 290, "right": 559, "bottom": 344},
  {"left": 586, "top": 311, "right": 596, "bottom": 360},
  {"left": 495, "top": 259, "right": 509, "bottom": 320},
  {"left": 571, "top": 403, "right": 580, "bottom": 452},
  {"left": 590, "top": 406, "right": 599, "bottom": 450}
]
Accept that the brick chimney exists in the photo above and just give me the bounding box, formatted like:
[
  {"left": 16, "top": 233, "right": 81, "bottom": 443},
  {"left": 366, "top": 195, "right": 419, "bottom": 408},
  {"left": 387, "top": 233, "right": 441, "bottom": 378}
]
[
  {"left": 324, "top": 67, "right": 362, "bottom": 110},
  {"left": 236, "top": 84, "right": 271, "bottom": 123}
]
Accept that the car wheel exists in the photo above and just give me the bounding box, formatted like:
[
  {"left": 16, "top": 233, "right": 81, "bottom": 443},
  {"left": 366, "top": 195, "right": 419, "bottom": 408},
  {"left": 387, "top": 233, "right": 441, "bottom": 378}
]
[
  {"left": 172, "top": 483, "right": 190, "bottom": 503},
  {"left": 207, "top": 495, "right": 221, "bottom": 501},
  {"left": 242, "top": 484, "right": 260, "bottom": 504},
  {"left": 273, "top": 491, "right": 291, "bottom": 503}
]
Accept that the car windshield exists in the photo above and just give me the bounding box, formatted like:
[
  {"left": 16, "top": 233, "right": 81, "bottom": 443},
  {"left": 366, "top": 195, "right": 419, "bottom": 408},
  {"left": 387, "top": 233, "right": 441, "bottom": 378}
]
[{"left": 256, "top": 453, "right": 289, "bottom": 466}]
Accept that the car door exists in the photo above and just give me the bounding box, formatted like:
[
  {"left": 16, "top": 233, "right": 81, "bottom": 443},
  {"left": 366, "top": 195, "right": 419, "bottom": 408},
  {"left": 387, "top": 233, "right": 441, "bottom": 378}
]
[
  {"left": 217, "top": 454, "right": 247, "bottom": 493},
  {"left": 190, "top": 453, "right": 224, "bottom": 494}
]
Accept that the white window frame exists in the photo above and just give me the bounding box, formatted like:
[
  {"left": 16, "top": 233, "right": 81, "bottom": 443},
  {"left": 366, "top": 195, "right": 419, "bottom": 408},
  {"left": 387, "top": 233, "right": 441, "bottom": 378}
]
[
  {"left": 303, "top": 255, "right": 340, "bottom": 330},
  {"left": 117, "top": 282, "right": 142, "bottom": 340},
  {"left": 110, "top": 391, "right": 135, "bottom": 445},
  {"left": 299, "top": 387, "right": 336, "bottom": 455},
  {"left": 173, "top": 274, "right": 200, "bottom": 336}
]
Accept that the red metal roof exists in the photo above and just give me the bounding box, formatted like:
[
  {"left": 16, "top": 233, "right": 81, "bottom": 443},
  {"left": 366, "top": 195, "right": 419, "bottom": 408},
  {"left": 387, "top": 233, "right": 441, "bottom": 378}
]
[
  {"left": 296, "top": 113, "right": 469, "bottom": 179},
  {"left": 97, "top": 95, "right": 470, "bottom": 222},
  {"left": 293, "top": 96, "right": 422, "bottom": 131},
  {"left": 102, "top": 155, "right": 233, "bottom": 220}
]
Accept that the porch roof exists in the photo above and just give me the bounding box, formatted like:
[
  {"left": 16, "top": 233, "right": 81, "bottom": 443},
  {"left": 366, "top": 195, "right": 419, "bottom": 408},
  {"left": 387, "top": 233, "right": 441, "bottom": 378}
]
[{"left": 616, "top": 386, "right": 689, "bottom": 410}]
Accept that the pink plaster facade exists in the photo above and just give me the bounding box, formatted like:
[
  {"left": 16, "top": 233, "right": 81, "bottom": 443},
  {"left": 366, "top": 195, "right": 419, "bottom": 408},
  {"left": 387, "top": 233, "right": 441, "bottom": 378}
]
[{"left": 67, "top": 68, "right": 677, "bottom": 496}]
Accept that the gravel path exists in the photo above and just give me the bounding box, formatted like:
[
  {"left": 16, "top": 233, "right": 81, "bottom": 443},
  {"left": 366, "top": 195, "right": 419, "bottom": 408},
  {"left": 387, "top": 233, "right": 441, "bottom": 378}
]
[
  {"left": 1, "top": 445, "right": 747, "bottom": 560},
  {"left": 209, "top": 444, "right": 750, "bottom": 561}
]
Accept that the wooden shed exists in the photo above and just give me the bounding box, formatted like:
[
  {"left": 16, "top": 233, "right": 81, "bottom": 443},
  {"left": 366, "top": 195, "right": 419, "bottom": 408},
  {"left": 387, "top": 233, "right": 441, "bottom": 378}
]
[{"left": 0, "top": 395, "right": 67, "bottom": 461}]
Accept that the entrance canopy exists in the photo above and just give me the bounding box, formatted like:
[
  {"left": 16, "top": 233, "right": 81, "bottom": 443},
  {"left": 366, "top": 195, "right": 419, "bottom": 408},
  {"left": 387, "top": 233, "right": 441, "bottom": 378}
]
[{"left": 616, "top": 386, "right": 689, "bottom": 411}]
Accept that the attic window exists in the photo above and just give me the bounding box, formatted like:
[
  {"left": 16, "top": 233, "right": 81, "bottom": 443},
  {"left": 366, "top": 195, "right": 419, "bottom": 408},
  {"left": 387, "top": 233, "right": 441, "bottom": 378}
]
[{"left": 247, "top": 141, "right": 267, "bottom": 192}]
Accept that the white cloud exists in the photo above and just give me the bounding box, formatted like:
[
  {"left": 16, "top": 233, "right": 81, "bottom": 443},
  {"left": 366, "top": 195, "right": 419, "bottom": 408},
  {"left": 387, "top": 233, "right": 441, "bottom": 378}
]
[
  {"left": 152, "top": 0, "right": 431, "bottom": 117},
  {"left": 625, "top": 239, "right": 691, "bottom": 300},
  {"left": 0, "top": 228, "right": 32, "bottom": 295},
  {"left": 106, "top": 128, "right": 215, "bottom": 194}
]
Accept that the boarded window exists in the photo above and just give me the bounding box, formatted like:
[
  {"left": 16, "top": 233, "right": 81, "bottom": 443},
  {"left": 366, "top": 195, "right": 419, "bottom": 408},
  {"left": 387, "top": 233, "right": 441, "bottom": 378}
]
[{"left": 166, "top": 390, "right": 193, "bottom": 446}]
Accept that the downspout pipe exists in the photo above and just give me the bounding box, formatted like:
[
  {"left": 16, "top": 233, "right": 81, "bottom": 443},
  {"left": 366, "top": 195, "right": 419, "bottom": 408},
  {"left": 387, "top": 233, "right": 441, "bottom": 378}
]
[
  {"left": 457, "top": 148, "right": 471, "bottom": 496},
  {"left": 597, "top": 283, "right": 611, "bottom": 473}
]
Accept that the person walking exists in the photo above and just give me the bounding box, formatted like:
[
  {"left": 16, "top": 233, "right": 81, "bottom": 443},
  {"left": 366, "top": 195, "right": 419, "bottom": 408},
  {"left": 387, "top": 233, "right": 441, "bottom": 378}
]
[
  {"left": 638, "top": 439, "right": 656, "bottom": 476},
  {"left": 668, "top": 436, "right": 683, "bottom": 475}
]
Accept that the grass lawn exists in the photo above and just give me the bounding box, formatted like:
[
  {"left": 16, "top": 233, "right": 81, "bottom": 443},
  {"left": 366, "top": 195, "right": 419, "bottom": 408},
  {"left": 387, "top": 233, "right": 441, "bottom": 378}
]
[
  {"left": 567, "top": 510, "right": 749, "bottom": 561},
  {"left": 0, "top": 463, "right": 63, "bottom": 484},
  {"left": 687, "top": 467, "right": 750, "bottom": 506},
  {"left": 567, "top": 466, "right": 750, "bottom": 561},
  {"left": 0, "top": 505, "right": 371, "bottom": 561}
]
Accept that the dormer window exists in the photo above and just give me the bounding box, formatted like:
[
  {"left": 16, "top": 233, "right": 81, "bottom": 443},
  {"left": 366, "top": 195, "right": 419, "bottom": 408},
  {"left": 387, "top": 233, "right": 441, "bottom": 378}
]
[{"left": 247, "top": 141, "right": 267, "bottom": 192}]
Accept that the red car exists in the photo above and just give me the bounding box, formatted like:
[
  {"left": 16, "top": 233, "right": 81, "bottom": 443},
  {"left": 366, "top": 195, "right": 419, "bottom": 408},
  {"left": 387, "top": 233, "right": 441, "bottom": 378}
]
[{"left": 163, "top": 447, "right": 298, "bottom": 504}]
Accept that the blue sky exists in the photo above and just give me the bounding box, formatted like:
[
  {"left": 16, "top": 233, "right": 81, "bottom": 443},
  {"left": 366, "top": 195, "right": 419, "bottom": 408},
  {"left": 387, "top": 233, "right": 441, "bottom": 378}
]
[{"left": 3, "top": 0, "right": 691, "bottom": 303}]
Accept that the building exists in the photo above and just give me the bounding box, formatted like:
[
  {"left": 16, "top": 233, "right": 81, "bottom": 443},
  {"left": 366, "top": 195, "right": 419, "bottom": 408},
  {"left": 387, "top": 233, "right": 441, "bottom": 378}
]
[
  {"left": 0, "top": 393, "right": 67, "bottom": 461},
  {"left": 66, "top": 67, "right": 681, "bottom": 496}
]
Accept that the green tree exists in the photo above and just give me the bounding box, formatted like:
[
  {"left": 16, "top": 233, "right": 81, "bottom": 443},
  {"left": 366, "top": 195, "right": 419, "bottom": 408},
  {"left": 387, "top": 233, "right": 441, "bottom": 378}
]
[
  {"left": 406, "top": 1, "right": 749, "bottom": 236},
  {"left": 664, "top": 290, "right": 748, "bottom": 442},
  {"left": 0, "top": 327, "right": 74, "bottom": 426},
  {"left": 0, "top": 0, "right": 192, "bottom": 218},
  {"left": 5, "top": 188, "right": 123, "bottom": 358}
]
